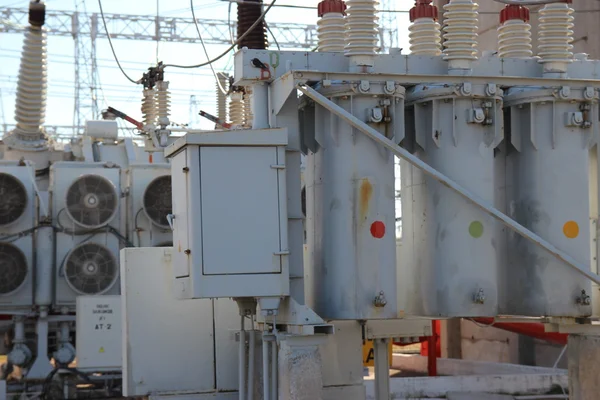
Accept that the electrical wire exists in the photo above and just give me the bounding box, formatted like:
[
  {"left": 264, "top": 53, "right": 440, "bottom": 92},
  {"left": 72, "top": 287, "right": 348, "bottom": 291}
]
[
  {"left": 55, "top": 208, "right": 134, "bottom": 247},
  {"left": 0, "top": 226, "right": 39, "bottom": 243},
  {"left": 190, "top": 0, "right": 228, "bottom": 94},
  {"left": 265, "top": 21, "right": 280, "bottom": 51},
  {"left": 165, "top": 0, "right": 277, "bottom": 69},
  {"left": 97, "top": 0, "right": 141, "bottom": 85}
]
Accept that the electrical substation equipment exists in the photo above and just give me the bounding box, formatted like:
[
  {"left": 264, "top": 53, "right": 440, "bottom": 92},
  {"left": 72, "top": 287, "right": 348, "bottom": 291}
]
[
  {"left": 165, "top": 129, "right": 290, "bottom": 300},
  {"left": 51, "top": 162, "right": 122, "bottom": 306},
  {"left": 126, "top": 163, "right": 172, "bottom": 247}
]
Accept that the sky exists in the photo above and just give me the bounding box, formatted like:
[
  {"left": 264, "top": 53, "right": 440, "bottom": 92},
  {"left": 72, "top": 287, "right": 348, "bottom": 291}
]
[{"left": 0, "top": 0, "right": 412, "bottom": 135}]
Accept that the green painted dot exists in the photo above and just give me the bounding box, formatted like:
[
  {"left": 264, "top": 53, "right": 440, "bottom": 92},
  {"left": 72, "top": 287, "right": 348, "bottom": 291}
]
[{"left": 469, "top": 221, "right": 484, "bottom": 238}]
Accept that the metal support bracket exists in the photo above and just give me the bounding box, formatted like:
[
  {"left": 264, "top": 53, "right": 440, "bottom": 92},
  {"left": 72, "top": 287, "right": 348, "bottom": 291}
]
[{"left": 297, "top": 83, "right": 600, "bottom": 286}]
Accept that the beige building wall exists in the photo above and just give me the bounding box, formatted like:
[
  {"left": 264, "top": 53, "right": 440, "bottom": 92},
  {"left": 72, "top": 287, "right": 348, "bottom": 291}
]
[{"left": 433, "top": 0, "right": 600, "bottom": 59}]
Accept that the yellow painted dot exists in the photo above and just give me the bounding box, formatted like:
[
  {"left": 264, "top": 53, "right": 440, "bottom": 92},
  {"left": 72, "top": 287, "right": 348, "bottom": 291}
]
[{"left": 563, "top": 221, "right": 579, "bottom": 239}]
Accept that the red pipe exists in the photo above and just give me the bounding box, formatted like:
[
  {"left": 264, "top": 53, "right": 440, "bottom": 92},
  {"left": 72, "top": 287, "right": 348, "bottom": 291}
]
[
  {"left": 419, "top": 320, "right": 440, "bottom": 376},
  {"left": 472, "top": 318, "right": 568, "bottom": 346},
  {"left": 426, "top": 334, "right": 438, "bottom": 376}
]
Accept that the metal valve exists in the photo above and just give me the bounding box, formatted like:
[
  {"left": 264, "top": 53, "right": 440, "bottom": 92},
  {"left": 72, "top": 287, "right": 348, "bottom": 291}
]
[
  {"left": 473, "top": 288, "right": 486, "bottom": 304},
  {"left": 373, "top": 291, "right": 387, "bottom": 307},
  {"left": 576, "top": 290, "right": 591, "bottom": 306}
]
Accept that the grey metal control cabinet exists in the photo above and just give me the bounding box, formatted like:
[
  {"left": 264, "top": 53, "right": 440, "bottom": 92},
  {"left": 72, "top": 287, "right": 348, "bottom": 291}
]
[{"left": 165, "top": 129, "right": 290, "bottom": 299}]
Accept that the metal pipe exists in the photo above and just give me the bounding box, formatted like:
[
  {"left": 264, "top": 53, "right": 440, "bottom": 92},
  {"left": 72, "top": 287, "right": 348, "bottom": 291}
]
[
  {"left": 251, "top": 83, "right": 269, "bottom": 129},
  {"left": 34, "top": 225, "right": 53, "bottom": 307},
  {"left": 239, "top": 316, "right": 246, "bottom": 400},
  {"left": 270, "top": 339, "right": 277, "bottom": 400},
  {"left": 373, "top": 338, "right": 390, "bottom": 400},
  {"left": 247, "top": 316, "right": 255, "bottom": 400},
  {"left": 262, "top": 330, "right": 270, "bottom": 400},
  {"left": 296, "top": 83, "right": 600, "bottom": 286},
  {"left": 427, "top": 335, "right": 438, "bottom": 376}
]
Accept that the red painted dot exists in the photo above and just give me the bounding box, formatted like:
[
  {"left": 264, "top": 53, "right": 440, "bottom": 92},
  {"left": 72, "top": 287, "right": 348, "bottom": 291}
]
[{"left": 370, "top": 221, "right": 386, "bottom": 239}]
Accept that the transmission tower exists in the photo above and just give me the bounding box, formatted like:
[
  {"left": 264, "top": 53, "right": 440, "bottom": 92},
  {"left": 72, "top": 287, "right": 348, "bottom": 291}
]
[
  {"left": 0, "top": 5, "right": 395, "bottom": 131},
  {"left": 73, "top": 1, "right": 99, "bottom": 133},
  {"left": 379, "top": 0, "right": 398, "bottom": 52}
]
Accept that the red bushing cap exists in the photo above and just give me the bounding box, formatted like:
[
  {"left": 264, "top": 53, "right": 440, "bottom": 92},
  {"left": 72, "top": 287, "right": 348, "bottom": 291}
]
[
  {"left": 409, "top": 0, "right": 438, "bottom": 23},
  {"left": 500, "top": 4, "right": 530, "bottom": 24},
  {"left": 318, "top": 0, "right": 346, "bottom": 17}
]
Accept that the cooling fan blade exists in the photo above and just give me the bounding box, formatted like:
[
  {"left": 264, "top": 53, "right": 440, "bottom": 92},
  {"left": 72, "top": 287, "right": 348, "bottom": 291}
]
[
  {"left": 0, "top": 173, "right": 28, "bottom": 226},
  {"left": 0, "top": 243, "right": 28, "bottom": 295},
  {"left": 65, "top": 175, "right": 118, "bottom": 229},
  {"left": 143, "top": 175, "right": 172, "bottom": 229},
  {"left": 64, "top": 242, "right": 118, "bottom": 295}
]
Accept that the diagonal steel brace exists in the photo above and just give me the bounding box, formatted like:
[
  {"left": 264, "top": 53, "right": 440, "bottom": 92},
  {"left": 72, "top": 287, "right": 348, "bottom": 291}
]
[{"left": 297, "top": 83, "right": 600, "bottom": 286}]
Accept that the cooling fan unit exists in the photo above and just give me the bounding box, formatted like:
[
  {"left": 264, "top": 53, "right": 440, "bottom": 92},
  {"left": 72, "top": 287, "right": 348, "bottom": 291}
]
[
  {"left": 0, "top": 243, "right": 28, "bottom": 295},
  {"left": 143, "top": 175, "right": 172, "bottom": 229},
  {"left": 0, "top": 173, "right": 27, "bottom": 226},
  {"left": 65, "top": 175, "right": 118, "bottom": 229},
  {"left": 64, "top": 242, "right": 118, "bottom": 295}
]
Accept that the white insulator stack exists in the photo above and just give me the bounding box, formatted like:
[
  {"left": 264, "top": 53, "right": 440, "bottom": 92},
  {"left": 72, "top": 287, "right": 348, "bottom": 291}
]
[
  {"left": 156, "top": 80, "right": 171, "bottom": 128},
  {"left": 409, "top": 18, "right": 441, "bottom": 56},
  {"left": 537, "top": 2, "right": 574, "bottom": 74},
  {"left": 5, "top": 26, "right": 49, "bottom": 151},
  {"left": 498, "top": 20, "right": 532, "bottom": 59},
  {"left": 344, "top": 0, "right": 378, "bottom": 67},
  {"left": 141, "top": 88, "right": 157, "bottom": 131},
  {"left": 216, "top": 73, "right": 229, "bottom": 124},
  {"left": 243, "top": 87, "right": 253, "bottom": 128},
  {"left": 318, "top": 14, "right": 346, "bottom": 52},
  {"left": 229, "top": 91, "right": 244, "bottom": 126},
  {"left": 442, "top": 0, "right": 478, "bottom": 71}
]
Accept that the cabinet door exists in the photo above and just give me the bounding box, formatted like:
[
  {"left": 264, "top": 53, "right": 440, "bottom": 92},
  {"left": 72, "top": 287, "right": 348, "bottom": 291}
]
[
  {"left": 170, "top": 149, "right": 190, "bottom": 278},
  {"left": 200, "top": 146, "right": 282, "bottom": 275}
]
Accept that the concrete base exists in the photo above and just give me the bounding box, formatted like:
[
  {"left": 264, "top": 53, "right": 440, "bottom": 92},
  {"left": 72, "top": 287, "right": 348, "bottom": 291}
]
[
  {"left": 279, "top": 336, "right": 325, "bottom": 400},
  {"left": 568, "top": 334, "right": 600, "bottom": 400},
  {"left": 364, "top": 373, "right": 567, "bottom": 399},
  {"left": 392, "top": 354, "right": 566, "bottom": 376},
  {"left": 319, "top": 321, "right": 365, "bottom": 400}
]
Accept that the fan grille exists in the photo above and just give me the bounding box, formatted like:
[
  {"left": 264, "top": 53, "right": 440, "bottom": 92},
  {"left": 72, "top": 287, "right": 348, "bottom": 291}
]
[
  {"left": 143, "top": 176, "right": 172, "bottom": 229},
  {"left": 65, "top": 243, "right": 118, "bottom": 295},
  {"left": 0, "top": 173, "right": 27, "bottom": 226},
  {"left": 65, "top": 175, "right": 118, "bottom": 229},
  {"left": 0, "top": 243, "right": 28, "bottom": 295}
]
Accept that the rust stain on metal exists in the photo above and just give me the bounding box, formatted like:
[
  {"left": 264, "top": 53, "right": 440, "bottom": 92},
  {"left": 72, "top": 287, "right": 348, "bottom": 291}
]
[{"left": 359, "top": 178, "right": 373, "bottom": 223}]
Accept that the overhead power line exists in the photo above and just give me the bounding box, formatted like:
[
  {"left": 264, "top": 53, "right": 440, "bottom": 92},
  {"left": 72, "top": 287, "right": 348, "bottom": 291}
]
[
  {"left": 165, "top": 0, "right": 278, "bottom": 69},
  {"left": 98, "top": 0, "right": 140, "bottom": 84}
]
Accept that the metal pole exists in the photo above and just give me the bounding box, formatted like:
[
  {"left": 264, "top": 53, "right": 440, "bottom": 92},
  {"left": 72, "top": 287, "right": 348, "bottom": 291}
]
[
  {"left": 262, "top": 331, "right": 270, "bottom": 400},
  {"left": 271, "top": 339, "right": 277, "bottom": 400},
  {"left": 239, "top": 316, "right": 246, "bottom": 400},
  {"left": 247, "top": 316, "right": 255, "bottom": 400},
  {"left": 296, "top": 83, "right": 600, "bottom": 286},
  {"left": 373, "top": 338, "right": 390, "bottom": 400}
]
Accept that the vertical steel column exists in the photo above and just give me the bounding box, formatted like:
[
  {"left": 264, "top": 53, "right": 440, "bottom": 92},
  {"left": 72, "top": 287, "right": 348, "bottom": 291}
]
[{"left": 373, "top": 338, "right": 390, "bottom": 400}]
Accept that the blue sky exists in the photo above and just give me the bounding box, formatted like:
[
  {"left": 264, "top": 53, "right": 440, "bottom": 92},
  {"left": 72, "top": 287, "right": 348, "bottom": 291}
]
[{"left": 0, "top": 0, "right": 412, "bottom": 133}]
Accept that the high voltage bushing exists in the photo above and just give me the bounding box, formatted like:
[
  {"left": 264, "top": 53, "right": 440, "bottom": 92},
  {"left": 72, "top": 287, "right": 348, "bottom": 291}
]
[
  {"left": 237, "top": 0, "right": 268, "bottom": 50},
  {"left": 498, "top": 4, "right": 532, "bottom": 59},
  {"left": 408, "top": 0, "right": 441, "bottom": 56}
]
